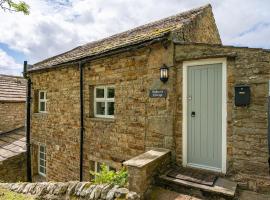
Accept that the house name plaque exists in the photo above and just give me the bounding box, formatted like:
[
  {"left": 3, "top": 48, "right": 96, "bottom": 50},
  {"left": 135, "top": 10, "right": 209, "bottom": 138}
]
[{"left": 149, "top": 89, "right": 167, "bottom": 98}]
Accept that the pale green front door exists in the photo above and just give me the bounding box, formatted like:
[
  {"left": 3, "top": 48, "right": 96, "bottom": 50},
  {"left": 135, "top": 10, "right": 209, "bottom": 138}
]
[{"left": 187, "top": 63, "right": 222, "bottom": 171}]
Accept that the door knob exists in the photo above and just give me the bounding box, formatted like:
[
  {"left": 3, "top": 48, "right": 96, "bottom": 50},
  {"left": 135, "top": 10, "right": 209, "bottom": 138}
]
[{"left": 191, "top": 111, "right": 196, "bottom": 117}]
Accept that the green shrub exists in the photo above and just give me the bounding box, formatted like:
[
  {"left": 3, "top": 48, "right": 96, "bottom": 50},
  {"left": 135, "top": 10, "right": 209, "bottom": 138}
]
[{"left": 90, "top": 164, "right": 128, "bottom": 187}]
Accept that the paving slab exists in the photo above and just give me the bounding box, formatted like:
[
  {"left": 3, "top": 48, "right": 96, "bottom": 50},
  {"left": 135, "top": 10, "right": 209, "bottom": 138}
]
[
  {"left": 145, "top": 186, "right": 203, "bottom": 200},
  {"left": 239, "top": 190, "right": 270, "bottom": 200}
]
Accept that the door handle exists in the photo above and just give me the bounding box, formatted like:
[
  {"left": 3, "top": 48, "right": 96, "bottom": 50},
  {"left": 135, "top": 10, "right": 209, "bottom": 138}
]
[{"left": 191, "top": 111, "right": 196, "bottom": 117}]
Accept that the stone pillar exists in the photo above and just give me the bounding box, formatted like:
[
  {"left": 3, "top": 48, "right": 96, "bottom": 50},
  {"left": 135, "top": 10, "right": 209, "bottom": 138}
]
[{"left": 123, "top": 148, "right": 171, "bottom": 199}]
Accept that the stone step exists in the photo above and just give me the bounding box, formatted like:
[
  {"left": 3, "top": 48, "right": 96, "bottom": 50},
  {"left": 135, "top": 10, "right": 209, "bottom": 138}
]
[{"left": 157, "top": 174, "right": 237, "bottom": 199}]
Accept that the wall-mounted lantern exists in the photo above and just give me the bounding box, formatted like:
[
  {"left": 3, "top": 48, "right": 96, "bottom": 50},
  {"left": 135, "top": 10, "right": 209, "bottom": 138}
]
[{"left": 160, "top": 64, "right": 169, "bottom": 83}]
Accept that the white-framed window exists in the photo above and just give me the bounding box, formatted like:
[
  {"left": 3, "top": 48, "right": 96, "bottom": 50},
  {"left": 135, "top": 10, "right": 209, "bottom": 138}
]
[
  {"left": 38, "top": 144, "right": 46, "bottom": 177},
  {"left": 94, "top": 86, "right": 115, "bottom": 118},
  {"left": 94, "top": 161, "right": 116, "bottom": 173},
  {"left": 90, "top": 161, "right": 116, "bottom": 180},
  {"left": 38, "top": 91, "right": 47, "bottom": 113}
]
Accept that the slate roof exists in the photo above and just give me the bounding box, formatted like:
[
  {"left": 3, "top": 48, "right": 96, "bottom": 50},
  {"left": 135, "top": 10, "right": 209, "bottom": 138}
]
[
  {"left": 0, "top": 127, "right": 25, "bottom": 162},
  {"left": 0, "top": 75, "right": 26, "bottom": 102},
  {"left": 31, "top": 4, "right": 211, "bottom": 71}
]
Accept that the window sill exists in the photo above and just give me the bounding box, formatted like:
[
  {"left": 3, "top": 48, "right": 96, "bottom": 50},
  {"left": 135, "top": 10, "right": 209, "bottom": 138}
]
[
  {"left": 87, "top": 117, "right": 115, "bottom": 123},
  {"left": 33, "top": 112, "right": 48, "bottom": 118}
]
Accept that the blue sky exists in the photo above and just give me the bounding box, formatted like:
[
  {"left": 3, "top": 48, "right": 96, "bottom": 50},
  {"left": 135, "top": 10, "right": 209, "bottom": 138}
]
[
  {"left": 0, "top": 43, "right": 25, "bottom": 63},
  {"left": 0, "top": 0, "right": 270, "bottom": 76}
]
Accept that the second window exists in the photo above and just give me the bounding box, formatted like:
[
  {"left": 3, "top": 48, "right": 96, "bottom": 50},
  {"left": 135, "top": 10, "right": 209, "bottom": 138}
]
[{"left": 94, "top": 86, "right": 115, "bottom": 118}]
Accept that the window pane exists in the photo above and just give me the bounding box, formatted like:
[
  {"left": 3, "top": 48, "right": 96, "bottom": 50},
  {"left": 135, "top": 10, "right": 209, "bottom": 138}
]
[
  {"left": 96, "top": 102, "right": 105, "bottom": 115},
  {"left": 107, "top": 102, "right": 114, "bottom": 115},
  {"left": 96, "top": 88, "right": 104, "bottom": 98},
  {"left": 107, "top": 88, "right": 115, "bottom": 98},
  {"left": 40, "top": 146, "right": 45, "bottom": 152},
  {"left": 40, "top": 153, "right": 45, "bottom": 159},
  {"left": 97, "top": 162, "right": 102, "bottom": 173},
  {"left": 40, "top": 159, "right": 45, "bottom": 167},
  {"left": 40, "top": 166, "right": 45, "bottom": 174},
  {"left": 40, "top": 102, "right": 45, "bottom": 112},
  {"left": 40, "top": 92, "right": 45, "bottom": 100}
]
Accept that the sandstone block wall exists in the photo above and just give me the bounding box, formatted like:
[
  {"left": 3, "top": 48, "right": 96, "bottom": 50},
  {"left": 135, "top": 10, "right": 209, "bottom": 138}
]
[
  {"left": 30, "top": 41, "right": 178, "bottom": 182},
  {"left": 124, "top": 149, "right": 171, "bottom": 198},
  {"left": 172, "top": 5, "right": 222, "bottom": 45},
  {"left": 30, "top": 66, "right": 81, "bottom": 182},
  {"left": 0, "top": 153, "right": 26, "bottom": 182},
  {"left": 174, "top": 44, "right": 270, "bottom": 192},
  {"left": 82, "top": 43, "right": 175, "bottom": 179},
  {"left": 0, "top": 102, "right": 25, "bottom": 133}
]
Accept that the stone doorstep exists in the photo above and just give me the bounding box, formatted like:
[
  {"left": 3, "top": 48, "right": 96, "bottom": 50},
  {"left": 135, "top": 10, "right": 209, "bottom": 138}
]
[{"left": 159, "top": 175, "right": 237, "bottom": 197}]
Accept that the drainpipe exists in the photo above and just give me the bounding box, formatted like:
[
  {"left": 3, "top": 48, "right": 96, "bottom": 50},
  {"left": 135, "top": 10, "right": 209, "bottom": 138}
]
[
  {"left": 79, "top": 61, "right": 84, "bottom": 181},
  {"left": 268, "top": 80, "right": 270, "bottom": 174},
  {"left": 23, "top": 61, "right": 32, "bottom": 182}
]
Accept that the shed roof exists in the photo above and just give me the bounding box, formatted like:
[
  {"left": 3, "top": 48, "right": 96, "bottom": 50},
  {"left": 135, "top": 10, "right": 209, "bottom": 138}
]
[
  {"left": 0, "top": 75, "right": 26, "bottom": 102},
  {"left": 31, "top": 4, "right": 211, "bottom": 71},
  {"left": 0, "top": 127, "right": 25, "bottom": 162}
]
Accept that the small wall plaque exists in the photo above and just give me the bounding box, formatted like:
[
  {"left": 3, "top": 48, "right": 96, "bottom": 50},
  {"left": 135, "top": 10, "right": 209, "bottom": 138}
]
[{"left": 149, "top": 89, "right": 167, "bottom": 98}]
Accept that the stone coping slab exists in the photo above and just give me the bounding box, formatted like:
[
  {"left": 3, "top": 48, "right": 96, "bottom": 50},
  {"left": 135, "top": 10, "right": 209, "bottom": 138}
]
[{"left": 123, "top": 148, "right": 170, "bottom": 168}]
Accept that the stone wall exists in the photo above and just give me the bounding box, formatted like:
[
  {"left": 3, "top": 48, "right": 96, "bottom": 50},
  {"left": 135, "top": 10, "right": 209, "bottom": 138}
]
[
  {"left": 172, "top": 5, "right": 221, "bottom": 44},
  {"left": 174, "top": 44, "right": 270, "bottom": 193},
  {"left": 0, "top": 182, "right": 140, "bottom": 200},
  {"left": 0, "top": 153, "right": 26, "bottom": 182},
  {"left": 123, "top": 149, "right": 171, "bottom": 199},
  {"left": 30, "top": 66, "right": 81, "bottom": 181},
  {"left": 30, "top": 42, "right": 175, "bottom": 182},
  {"left": 82, "top": 43, "right": 175, "bottom": 179},
  {"left": 0, "top": 102, "right": 25, "bottom": 133}
]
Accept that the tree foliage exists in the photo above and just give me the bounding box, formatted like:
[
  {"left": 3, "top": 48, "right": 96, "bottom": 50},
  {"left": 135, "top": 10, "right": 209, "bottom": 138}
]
[{"left": 0, "top": 0, "right": 30, "bottom": 15}]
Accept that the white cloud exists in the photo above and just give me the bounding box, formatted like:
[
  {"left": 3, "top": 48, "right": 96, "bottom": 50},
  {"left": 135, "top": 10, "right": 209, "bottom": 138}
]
[
  {"left": 0, "top": 49, "right": 22, "bottom": 76},
  {"left": 0, "top": 0, "right": 269, "bottom": 75}
]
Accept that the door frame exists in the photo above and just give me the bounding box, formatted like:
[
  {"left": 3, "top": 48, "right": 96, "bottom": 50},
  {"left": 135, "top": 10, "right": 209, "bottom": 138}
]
[{"left": 182, "top": 58, "right": 227, "bottom": 174}]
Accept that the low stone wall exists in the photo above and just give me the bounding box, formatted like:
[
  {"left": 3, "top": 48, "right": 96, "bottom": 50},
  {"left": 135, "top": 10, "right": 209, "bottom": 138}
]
[
  {"left": 123, "top": 148, "right": 171, "bottom": 199},
  {"left": 0, "top": 182, "right": 140, "bottom": 200},
  {"left": 0, "top": 153, "right": 26, "bottom": 182}
]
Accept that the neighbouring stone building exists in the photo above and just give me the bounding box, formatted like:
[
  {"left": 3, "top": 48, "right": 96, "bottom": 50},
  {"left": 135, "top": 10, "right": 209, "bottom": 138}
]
[
  {"left": 0, "top": 127, "right": 26, "bottom": 182},
  {"left": 0, "top": 75, "right": 26, "bottom": 182},
  {"left": 26, "top": 4, "right": 270, "bottom": 196},
  {"left": 0, "top": 74, "right": 26, "bottom": 133}
]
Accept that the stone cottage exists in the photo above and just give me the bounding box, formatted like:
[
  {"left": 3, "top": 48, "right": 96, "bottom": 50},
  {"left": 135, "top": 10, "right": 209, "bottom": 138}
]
[
  {"left": 26, "top": 4, "right": 270, "bottom": 196},
  {"left": 0, "top": 75, "right": 26, "bottom": 182},
  {"left": 0, "top": 74, "right": 26, "bottom": 133}
]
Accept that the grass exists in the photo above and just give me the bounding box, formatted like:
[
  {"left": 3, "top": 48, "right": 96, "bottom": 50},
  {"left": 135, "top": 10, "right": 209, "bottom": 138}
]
[{"left": 0, "top": 188, "right": 34, "bottom": 200}]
